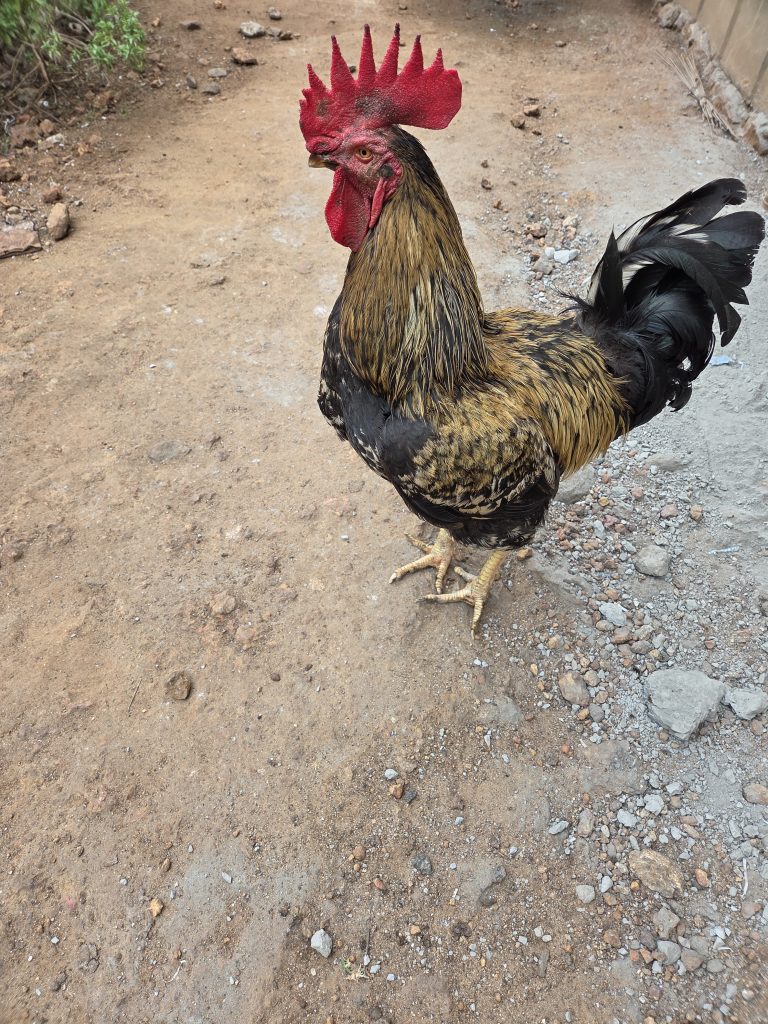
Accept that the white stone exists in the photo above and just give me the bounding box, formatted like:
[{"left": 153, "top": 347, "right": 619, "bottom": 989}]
[
  {"left": 647, "top": 669, "right": 725, "bottom": 740},
  {"left": 311, "top": 929, "right": 333, "bottom": 958},
  {"left": 724, "top": 687, "right": 768, "bottom": 721}
]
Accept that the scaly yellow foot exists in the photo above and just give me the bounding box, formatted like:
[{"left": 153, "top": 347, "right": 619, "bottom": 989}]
[
  {"left": 421, "top": 550, "right": 507, "bottom": 636},
  {"left": 389, "top": 528, "right": 459, "bottom": 594}
]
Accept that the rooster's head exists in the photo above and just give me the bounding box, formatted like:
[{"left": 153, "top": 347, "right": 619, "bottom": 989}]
[{"left": 299, "top": 25, "right": 461, "bottom": 251}]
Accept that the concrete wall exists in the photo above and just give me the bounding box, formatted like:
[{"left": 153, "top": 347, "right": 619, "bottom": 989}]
[{"left": 688, "top": 0, "right": 768, "bottom": 110}]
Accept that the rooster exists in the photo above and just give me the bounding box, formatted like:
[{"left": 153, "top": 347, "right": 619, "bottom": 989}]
[{"left": 300, "top": 26, "right": 765, "bottom": 633}]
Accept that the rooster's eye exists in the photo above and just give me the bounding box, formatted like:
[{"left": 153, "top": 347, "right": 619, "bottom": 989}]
[{"left": 356, "top": 147, "right": 373, "bottom": 163}]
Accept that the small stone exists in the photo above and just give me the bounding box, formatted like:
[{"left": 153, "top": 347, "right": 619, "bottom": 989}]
[
  {"left": 694, "top": 868, "right": 710, "bottom": 888},
  {"left": 635, "top": 545, "right": 671, "bottom": 578},
  {"left": 553, "top": 248, "right": 579, "bottom": 264},
  {"left": 209, "top": 592, "right": 236, "bottom": 615},
  {"left": 576, "top": 808, "right": 594, "bottom": 837},
  {"left": 384, "top": 768, "right": 398, "bottom": 781},
  {"left": 724, "top": 687, "right": 768, "bottom": 721},
  {"left": 523, "top": 103, "right": 541, "bottom": 117},
  {"left": 221, "top": 871, "right": 232, "bottom": 883},
  {"left": 644, "top": 794, "right": 664, "bottom": 815},
  {"left": 412, "top": 853, "right": 433, "bottom": 877},
  {"left": 599, "top": 602, "right": 627, "bottom": 627},
  {"left": 202, "top": 84, "right": 221, "bottom": 96},
  {"left": 576, "top": 884, "right": 595, "bottom": 904},
  {"left": 646, "top": 669, "right": 725, "bottom": 741},
  {"left": 186, "top": 75, "right": 198, "bottom": 89},
  {"left": 558, "top": 671, "right": 590, "bottom": 707},
  {"left": 652, "top": 907, "right": 680, "bottom": 939},
  {"left": 706, "top": 958, "right": 726, "bottom": 974},
  {"left": 165, "top": 671, "right": 192, "bottom": 701},
  {"left": 208, "top": 67, "right": 228, "bottom": 79},
  {"left": 602, "top": 929, "right": 621, "bottom": 948},
  {"left": 47, "top": 203, "right": 70, "bottom": 241},
  {"left": 689, "top": 504, "right": 703, "bottom": 521},
  {"left": 742, "top": 782, "right": 768, "bottom": 805},
  {"left": 556, "top": 464, "right": 594, "bottom": 503},
  {"left": 617, "top": 809, "right": 638, "bottom": 828},
  {"left": 267, "top": 6, "right": 282, "bottom": 19},
  {"left": 352, "top": 845, "right": 365, "bottom": 861},
  {"left": 510, "top": 113, "right": 526, "bottom": 129},
  {"left": 480, "top": 177, "right": 493, "bottom": 190},
  {"left": 311, "top": 929, "right": 332, "bottom": 958},
  {"left": 548, "top": 820, "right": 569, "bottom": 835},
  {"left": 659, "top": 503, "right": 678, "bottom": 519},
  {"left": 180, "top": 19, "right": 202, "bottom": 29},
  {"left": 149, "top": 898, "right": 164, "bottom": 919},
  {"left": 628, "top": 849, "right": 683, "bottom": 897},
  {"left": 232, "top": 48, "right": 258, "bottom": 65},
  {"left": 681, "top": 949, "right": 705, "bottom": 971},
  {"left": 240, "top": 21, "right": 266, "bottom": 37},
  {"left": 42, "top": 185, "right": 62, "bottom": 204},
  {"left": 147, "top": 439, "right": 191, "bottom": 463},
  {"left": 657, "top": 940, "right": 681, "bottom": 964}
]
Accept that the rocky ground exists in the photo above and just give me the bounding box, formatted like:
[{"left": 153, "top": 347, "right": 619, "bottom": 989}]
[{"left": 1, "top": 1, "right": 767, "bottom": 1023}]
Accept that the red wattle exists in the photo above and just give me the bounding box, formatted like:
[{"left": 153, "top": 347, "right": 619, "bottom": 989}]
[{"left": 325, "top": 169, "right": 372, "bottom": 251}]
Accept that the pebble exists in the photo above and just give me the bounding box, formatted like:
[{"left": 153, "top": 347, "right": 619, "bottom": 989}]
[
  {"left": 232, "top": 48, "right": 259, "bottom": 66},
  {"left": 412, "top": 853, "right": 433, "bottom": 876},
  {"left": 742, "top": 782, "right": 768, "bottom": 805},
  {"left": 165, "top": 671, "right": 192, "bottom": 701},
  {"left": 724, "top": 687, "right": 768, "bottom": 721},
  {"left": 628, "top": 849, "right": 683, "bottom": 897},
  {"left": 202, "top": 84, "right": 221, "bottom": 96},
  {"left": 617, "top": 809, "right": 638, "bottom": 828},
  {"left": 240, "top": 21, "right": 266, "bottom": 37},
  {"left": 644, "top": 794, "right": 664, "bottom": 815},
  {"left": 599, "top": 602, "right": 627, "bottom": 627},
  {"left": 42, "top": 185, "right": 61, "bottom": 204},
  {"left": 681, "top": 949, "right": 705, "bottom": 971},
  {"left": 706, "top": 958, "right": 726, "bottom": 974},
  {"left": 653, "top": 907, "right": 680, "bottom": 939},
  {"left": 548, "top": 819, "right": 569, "bottom": 835},
  {"left": 267, "top": 6, "right": 282, "bottom": 19},
  {"left": 576, "top": 808, "right": 594, "bottom": 837},
  {"left": 311, "top": 929, "right": 332, "bottom": 958},
  {"left": 384, "top": 768, "right": 398, "bottom": 781},
  {"left": 635, "top": 544, "right": 671, "bottom": 577},
  {"left": 47, "top": 202, "right": 70, "bottom": 241},
  {"left": 556, "top": 464, "right": 595, "bottom": 503},
  {"left": 208, "top": 68, "right": 228, "bottom": 79},
  {"left": 646, "top": 669, "right": 725, "bottom": 741},
  {"left": 523, "top": 103, "right": 541, "bottom": 117},
  {"left": 576, "top": 886, "right": 596, "bottom": 907},
  {"left": 558, "top": 671, "right": 590, "bottom": 706},
  {"left": 510, "top": 113, "right": 526, "bottom": 129},
  {"left": 657, "top": 940, "right": 682, "bottom": 964},
  {"left": 553, "top": 248, "right": 579, "bottom": 264}
]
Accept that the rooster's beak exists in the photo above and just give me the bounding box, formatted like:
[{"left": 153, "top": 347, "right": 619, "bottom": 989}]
[{"left": 309, "top": 153, "right": 338, "bottom": 170}]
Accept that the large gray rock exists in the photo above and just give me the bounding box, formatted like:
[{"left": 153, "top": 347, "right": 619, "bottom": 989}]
[
  {"left": 724, "top": 687, "right": 768, "bottom": 721},
  {"left": 556, "top": 464, "right": 594, "bottom": 504},
  {"left": 635, "top": 544, "right": 671, "bottom": 577},
  {"left": 646, "top": 669, "right": 725, "bottom": 740}
]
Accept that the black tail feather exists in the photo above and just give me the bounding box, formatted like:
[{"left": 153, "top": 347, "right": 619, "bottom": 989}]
[{"left": 576, "top": 178, "right": 764, "bottom": 428}]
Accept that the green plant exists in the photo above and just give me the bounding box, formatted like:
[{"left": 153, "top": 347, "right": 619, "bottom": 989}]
[{"left": 0, "top": 0, "right": 145, "bottom": 103}]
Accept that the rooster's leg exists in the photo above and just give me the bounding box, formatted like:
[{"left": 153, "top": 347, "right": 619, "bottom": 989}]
[
  {"left": 421, "top": 551, "right": 507, "bottom": 635},
  {"left": 389, "top": 528, "right": 459, "bottom": 594}
]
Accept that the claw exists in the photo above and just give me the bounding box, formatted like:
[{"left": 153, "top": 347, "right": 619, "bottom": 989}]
[
  {"left": 420, "top": 551, "right": 507, "bottom": 635},
  {"left": 389, "top": 528, "right": 459, "bottom": 594}
]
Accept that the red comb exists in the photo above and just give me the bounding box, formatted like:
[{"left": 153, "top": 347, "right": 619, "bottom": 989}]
[{"left": 299, "top": 24, "right": 462, "bottom": 148}]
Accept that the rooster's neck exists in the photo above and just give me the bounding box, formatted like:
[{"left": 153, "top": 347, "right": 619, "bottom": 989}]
[{"left": 338, "top": 128, "right": 487, "bottom": 411}]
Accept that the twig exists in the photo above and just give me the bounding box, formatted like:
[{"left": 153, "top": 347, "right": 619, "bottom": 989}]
[{"left": 127, "top": 681, "right": 141, "bottom": 713}]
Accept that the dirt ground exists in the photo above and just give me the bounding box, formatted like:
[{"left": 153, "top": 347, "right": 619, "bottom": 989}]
[{"left": 1, "top": 1, "right": 767, "bottom": 1022}]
